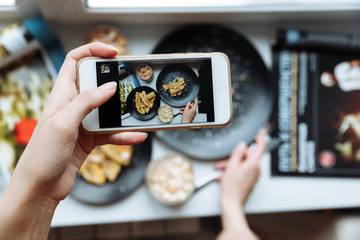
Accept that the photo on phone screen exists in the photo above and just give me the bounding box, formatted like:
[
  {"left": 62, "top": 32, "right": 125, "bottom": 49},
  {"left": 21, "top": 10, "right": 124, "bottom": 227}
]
[{"left": 95, "top": 58, "right": 215, "bottom": 129}]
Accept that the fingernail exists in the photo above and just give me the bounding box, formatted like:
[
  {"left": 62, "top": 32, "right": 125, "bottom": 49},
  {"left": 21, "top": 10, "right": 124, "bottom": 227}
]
[
  {"left": 143, "top": 133, "right": 148, "bottom": 139},
  {"left": 100, "top": 82, "right": 117, "bottom": 92},
  {"left": 108, "top": 45, "right": 119, "bottom": 54},
  {"left": 239, "top": 142, "right": 246, "bottom": 148}
]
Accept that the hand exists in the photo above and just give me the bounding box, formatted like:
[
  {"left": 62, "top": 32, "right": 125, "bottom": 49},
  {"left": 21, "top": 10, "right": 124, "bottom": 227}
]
[
  {"left": 15, "top": 42, "right": 147, "bottom": 203},
  {"left": 0, "top": 43, "right": 147, "bottom": 240},
  {"left": 215, "top": 128, "right": 266, "bottom": 240},
  {"left": 180, "top": 97, "right": 198, "bottom": 123},
  {"left": 215, "top": 128, "right": 266, "bottom": 206}
]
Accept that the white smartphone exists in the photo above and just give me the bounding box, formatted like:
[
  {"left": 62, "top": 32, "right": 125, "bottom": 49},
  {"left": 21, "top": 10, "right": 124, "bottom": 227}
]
[{"left": 77, "top": 53, "right": 232, "bottom": 133}]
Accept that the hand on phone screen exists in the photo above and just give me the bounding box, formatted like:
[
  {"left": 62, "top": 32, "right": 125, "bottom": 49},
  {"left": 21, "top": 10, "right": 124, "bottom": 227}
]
[{"left": 181, "top": 97, "right": 198, "bottom": 123}]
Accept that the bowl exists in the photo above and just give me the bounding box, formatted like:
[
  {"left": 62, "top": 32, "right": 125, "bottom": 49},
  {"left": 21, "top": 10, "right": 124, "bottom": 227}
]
[
  {"left": 157, "top": 105, "right": 174, "bottom": 123},
  {"left": 136, "top": 64, "right": 153, "bottom": 81},
  {"left": 146, "top": 153, "right": 194, "bottom": 206}
]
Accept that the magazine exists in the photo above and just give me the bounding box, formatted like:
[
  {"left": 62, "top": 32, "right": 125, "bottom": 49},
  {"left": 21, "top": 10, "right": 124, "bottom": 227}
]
[{"left": 272, "top": 29, "right": 360, "bottom": 176}]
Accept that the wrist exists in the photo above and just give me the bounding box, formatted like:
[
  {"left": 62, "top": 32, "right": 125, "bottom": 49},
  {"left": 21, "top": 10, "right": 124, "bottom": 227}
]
[
  {"left": 220, "top": 196, "right": 250, "bottom": 232},
  {"left": 0, "top": 170, "right": 58, "bottom": 240}
]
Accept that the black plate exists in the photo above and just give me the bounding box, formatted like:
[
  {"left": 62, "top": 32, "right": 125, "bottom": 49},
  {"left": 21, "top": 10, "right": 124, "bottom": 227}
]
[
  {"left": 153, "top": 25, "right": 274, "bottom": 159},
  {"left": 126, "top": 86, "right": 160, "bottom": 121},
  {"left": 156, "top": 64, "right": 200, "bottom": 107},
  {"left": 70, "top": 135, "right": 152, "bottom": 205}
]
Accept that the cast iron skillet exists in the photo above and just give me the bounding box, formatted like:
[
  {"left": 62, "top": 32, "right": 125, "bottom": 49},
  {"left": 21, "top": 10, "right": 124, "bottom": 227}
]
[
  {"left": 153, "top": 24, "right": 274, "bottom": 160},
  {"left": 126, "top": 86, "right": 160, "bottom": 121},
  {"left": 156, "top": 64, "right": 200, "bottom": 107},
  {"left": 70, "top": 135, "right": 152, "bottom": 205}
]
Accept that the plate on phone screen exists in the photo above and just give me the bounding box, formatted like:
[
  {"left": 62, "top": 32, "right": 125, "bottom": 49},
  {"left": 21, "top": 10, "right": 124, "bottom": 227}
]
[
  {"left": 126, "top": 86, "right": 160, "bottom": 121},
  {"left": 70, "top": 135, "right": 152, "bottom": 204},
  {"left": 156, "top": 64, "right": 200, "bottom": 107}
]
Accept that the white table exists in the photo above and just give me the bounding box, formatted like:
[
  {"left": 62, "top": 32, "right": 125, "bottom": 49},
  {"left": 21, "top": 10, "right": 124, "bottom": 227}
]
[{"left": 49, "top": 21, "right": 360, "bottom": 227}]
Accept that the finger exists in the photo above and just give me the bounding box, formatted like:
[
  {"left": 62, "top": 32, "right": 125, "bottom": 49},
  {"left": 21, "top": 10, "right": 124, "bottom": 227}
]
[
  {"left": 250, "top": 128, "right": 267, "bottom": 163},
  {"left": 185, "top": 102, "right": 191, "bottom": 110},
  {"left": 180, "top": 108, "right": 185, "bottom": 111},
  {"left": 94, "top": 132, "right": 148, "bottom": 146},
  {"left": 215, "top": 174, "right": 223, "bottom": 182},
  {"left": 57, "top": 42, "right": 119, "bottom": 84},
  {"left": 45, "top": 43, "right": 119, "bottom": 115},
  {"left": 228, "top": 142, "right": 248, "bottom": 165},
  {"left": 57, "top": 81, "right": 117, "bottom": 128},
  {"left": 214, "top": 160, "right": 228, "bottom": 170},
  {"left": 193, "top": 97, "right": 198, "bottom": 108}
]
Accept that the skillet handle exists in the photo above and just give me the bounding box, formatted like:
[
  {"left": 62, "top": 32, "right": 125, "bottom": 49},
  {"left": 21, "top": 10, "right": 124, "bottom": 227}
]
[{"left": 194, "top": 170, "right": 222, "bottom": 191}]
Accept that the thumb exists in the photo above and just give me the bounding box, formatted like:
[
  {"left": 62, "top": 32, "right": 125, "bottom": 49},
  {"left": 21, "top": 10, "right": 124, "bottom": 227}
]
[{"left": 58, "top": 82, "right": 117, "bottom": 127}]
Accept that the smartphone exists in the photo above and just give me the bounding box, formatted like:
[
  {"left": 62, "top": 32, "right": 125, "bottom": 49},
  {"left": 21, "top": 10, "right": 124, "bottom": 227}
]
[{"left": 77, "top": 53, "right": 232, "bottom": 133}]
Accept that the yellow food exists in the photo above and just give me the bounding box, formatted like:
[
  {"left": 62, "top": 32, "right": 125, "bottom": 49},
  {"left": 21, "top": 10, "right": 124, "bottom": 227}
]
[
  {"left": 135, "top": 91, "right": 155, "bottom": 114},
  {"left": 100, "top": 145, "right": 133, "bottom": 166},
  {"left": 79, "top": 145, "right": 133, "bottom": 185},
  {"left": 162, "top": 77, "right": 185, "bottom": 97}
]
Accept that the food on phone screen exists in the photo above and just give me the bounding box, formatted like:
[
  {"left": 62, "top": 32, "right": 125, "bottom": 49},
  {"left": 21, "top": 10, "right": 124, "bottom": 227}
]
[
  {"left": 135, "top": 91, "right": 155, "bottom": 114},
  {"left": 137, "top": 64, "right": 153, "bottom": 81},
  {"left": 146, "top": 153, "right": 194, "bottom": 205},
  {"left": 158, "top": 105, "right": 174, "bottom": 123},
  {"left": 119, "top": 79, "right": 134, "bottom": 115},
  {"left": 85, "top": 26, "right": 127, "bottom": 55},
  {"left": 79, "top": 145, "right": 133, "bottom": 185},
  {"left": 162, "top": 77, "right": 185, "bottom": 96}
]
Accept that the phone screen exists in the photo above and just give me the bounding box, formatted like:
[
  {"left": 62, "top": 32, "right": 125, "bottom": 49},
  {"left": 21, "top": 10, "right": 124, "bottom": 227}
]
[{"left": 96, "top": 58, "right": 214, "bottom": 128}]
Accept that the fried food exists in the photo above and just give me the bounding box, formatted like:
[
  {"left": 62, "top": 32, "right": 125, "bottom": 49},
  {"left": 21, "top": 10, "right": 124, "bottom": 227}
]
[
  {"left": 100, "top": 145, "right": 133, "bottom": 166},
  {"left": 135, "top": 91, "right": 155, "bottom": 114},
  {"left": 85, "top": 26, "right": 127, "bottom": 55},
  {"left": 79, "top": 145, "right": 133, "bottom": 185},
  {"left": 162, "top": 77, "right": 185, "bottom": 97}
]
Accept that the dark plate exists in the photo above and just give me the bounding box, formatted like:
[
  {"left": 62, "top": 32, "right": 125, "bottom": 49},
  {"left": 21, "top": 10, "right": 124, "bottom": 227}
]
[
  {"left": 156, "top": 64, "right": 200, "bottom": 107},
  {"left": 70, "top": 135, "right": 152, "bottom": 205},
  {"left": 126, "top": 86, "right": 160, "bottom": 121},
  {"left": 153, "top": 24, "right": 274, "bottom": 160}
]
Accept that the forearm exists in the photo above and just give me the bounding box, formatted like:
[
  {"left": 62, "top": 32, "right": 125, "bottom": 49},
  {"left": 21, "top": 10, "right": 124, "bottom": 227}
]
[
  {"left": 218, "top": 198, "right": 259, "bottom": 240},
  {"left": 0, "top": 175, "right": 58, "bottom": 240}
]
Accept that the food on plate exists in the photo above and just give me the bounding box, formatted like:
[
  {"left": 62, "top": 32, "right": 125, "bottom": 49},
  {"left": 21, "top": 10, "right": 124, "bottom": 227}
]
[
  {"left": 85, "top": 26, "right": 127, "bottom": 55},
  {"left": 79, "top": 145, "right": 133, "bottom": 185},
  {"left": 14, "top": 118, "right": 37, "bottom": 145},
  {"left": 162, "top": 77, "right": 185, "bottom": 97},
  {"left": 157, "top": 105, "right": 173, "bottom": 123},
  {"left": 100, "top": 145, "right": 133, "bottom": 166},
  {"left": 0, "top": 51, "right": 53, "bottom": 173},
  {"left": 119, "top": 78, "right": 136, "bottom": 115},
  {"left": 146, "top": 153, "right": 194, "bottom": 205},
  {"left": 137, "top": 64, "right": 153, "bottom": 81},
  {"left": 135, "top": 91, "right": 155, "bottom": 114},
  {"left": 0, "top": 139, "right": 15, "bottom": 173}
]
